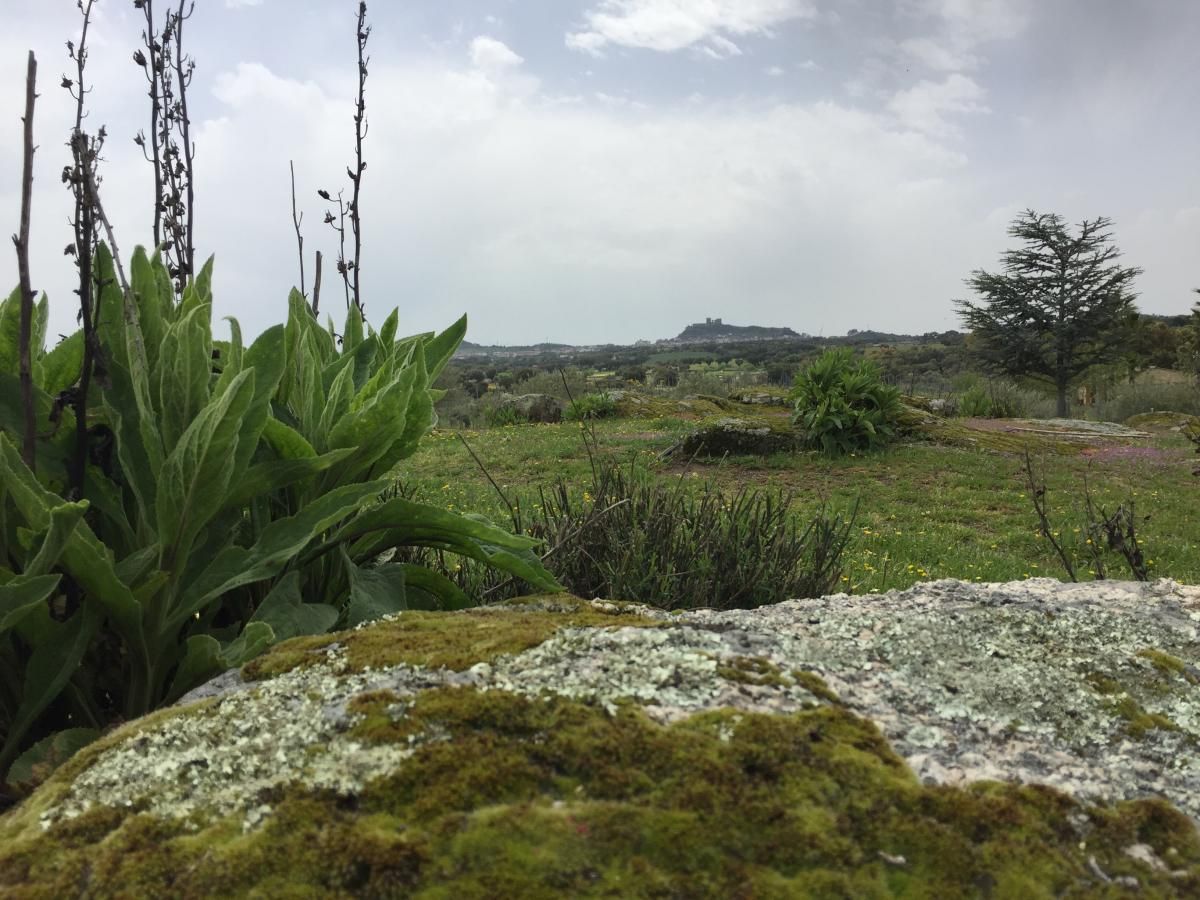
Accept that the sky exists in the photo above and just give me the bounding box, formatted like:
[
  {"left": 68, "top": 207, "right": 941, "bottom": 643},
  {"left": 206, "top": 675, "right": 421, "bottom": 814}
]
[{"left": 0, "top": 0, "right": 1197, "bottom": 346}]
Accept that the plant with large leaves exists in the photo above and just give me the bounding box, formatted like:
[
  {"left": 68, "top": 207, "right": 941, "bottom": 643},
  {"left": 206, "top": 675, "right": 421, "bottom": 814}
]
[{"left": 0, "top": 245, "right": 560, "bottom": 792}]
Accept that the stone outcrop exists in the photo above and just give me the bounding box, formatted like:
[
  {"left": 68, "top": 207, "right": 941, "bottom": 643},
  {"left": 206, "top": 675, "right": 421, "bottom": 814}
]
[
  {"left": 662, "top": 416, "right": 800, "bottom": 459},
  {"left": 1, "top": 579, "right": 1198, "bottom": 897},
  {"left": 496, "top": 393, "right": 564, "bottom": 423}
]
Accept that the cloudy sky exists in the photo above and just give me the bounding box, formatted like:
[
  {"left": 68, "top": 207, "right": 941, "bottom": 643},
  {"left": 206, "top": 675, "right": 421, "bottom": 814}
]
[{"left": 0, "top": 0, "right": 1197, "bottom": 346}]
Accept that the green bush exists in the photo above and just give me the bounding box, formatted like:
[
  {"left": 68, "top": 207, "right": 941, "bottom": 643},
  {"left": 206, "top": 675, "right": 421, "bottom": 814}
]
[
  {"left": 565, "top": 392, "right": 617, "bottom": 421},
  {"left": 485, "top": 405, "right": 527, "bottom": 428},
  {"left": 954, "top": 375, "right": 1032, "bottom": 419},
  {"left": 789, "top": 348, "right": 901, "bottom": 456},
  {"left": 0, "top": 246, "right": 559, "bottom": 792},
  {"left": 398, "top": 457, "right": 855, "bottom": 611}
]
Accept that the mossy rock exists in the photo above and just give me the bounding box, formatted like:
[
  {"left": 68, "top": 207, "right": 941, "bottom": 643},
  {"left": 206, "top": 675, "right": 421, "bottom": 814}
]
[
  {"left": 2, "top": 581, "right": 1199, "bottom": 898},
  {"left": 729, "top": 386, "right": 792, "bottom": 407},
  {"left": 663, "top": 416, "right": 800, "bottom": 459},
  {"left": 897, "top": 405, "right": 1128, "bottom": 455},
  {"left": 1125, "top": 411, "right": 1200, "bottom": 434}
]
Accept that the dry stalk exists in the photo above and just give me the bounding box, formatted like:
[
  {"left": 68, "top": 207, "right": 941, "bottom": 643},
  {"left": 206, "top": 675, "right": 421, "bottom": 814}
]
[{"left": 13, "top": 51, "right": 38, "bottom": 470}]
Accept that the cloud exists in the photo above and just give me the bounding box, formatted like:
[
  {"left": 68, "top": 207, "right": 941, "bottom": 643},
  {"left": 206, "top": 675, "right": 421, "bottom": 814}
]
[
  {"left": 888, "top": 73, "right": 987, "bottom": 137},
  {"left": 898, "top": 0, "right": 1030, "bottom": 73},
  {"left": 224, "top": 0, "right": 264, "bottom": 8},
  {"left": 157, "top": 53, "right": 991, "bottom": 345},
  {"left": 469, "top": 36, "right": 523, "bottom": 72},
  {"left": 566, "top": 0, "right": 815, "bottom": 57}
]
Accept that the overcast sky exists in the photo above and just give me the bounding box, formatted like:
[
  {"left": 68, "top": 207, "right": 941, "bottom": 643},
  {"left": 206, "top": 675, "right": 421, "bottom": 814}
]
[{"left": 0, "top": 0, "right": 1197, "bottom": 346}]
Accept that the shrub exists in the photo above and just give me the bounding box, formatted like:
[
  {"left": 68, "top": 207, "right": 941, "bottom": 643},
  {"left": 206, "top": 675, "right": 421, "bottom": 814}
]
[
  {"left": 789, "top": 348, "right": 901, "bottom": 456},
  {"left": 485, "top": 405, "right": 527, "bottom": 428},
  {"left": 0, "top": 246, "right": 559, "bottom": 791},
  {"left": 398, "top": 457, "right": 855, "bottom": 611},
  {"left": 954, "top": 375, "right": 1032, "bottom": 419},
  {"left": 565, "top": 392, "right": 617, "bottom": 421}
]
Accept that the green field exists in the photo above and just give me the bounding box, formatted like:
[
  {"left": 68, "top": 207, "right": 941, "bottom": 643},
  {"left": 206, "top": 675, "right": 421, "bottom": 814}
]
[{"left": 403, "top": 416, "right": 1200, "bottom": 595}]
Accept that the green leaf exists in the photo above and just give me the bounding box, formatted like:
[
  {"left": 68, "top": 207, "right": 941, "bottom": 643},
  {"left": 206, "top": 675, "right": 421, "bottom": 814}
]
[
  {"left": 0, "top": 434, "right": 143, "bottom": 642},
  {"left": 0, "top": 573, "right": 62, "bottom": 633},
  {"left": 316, "top": 359, "right": 357, "bottom": 451},
  {"left": 249, "top": 571, "right": 339, "bottom": 642},
  {"left": 130, "top": 246, "right": 167, "bottom": 372},
  {"left": 38, "top": 330, "right": 84, "bottom": 395},
  {"left": 221, "top": 448, "right": 355, "bottom": 512},
  {"left": 326, "top": 354, "right": 419, "bottom": 485},
  {"left": 221, "top": 621, "right": 274, "bottom": 667},
  {"left": 157, "top": 304, "right": 213, "bottom": 453},
  {"left": 24, "top": 500, "right": 89, "bottom": 577},
  {"left": 5, "top": 727, "right": 101, "bottom": 790},
  {"left": 157, "top": 368, "right": 256, "bottom": 575},
  {"left": 262, "top": 417, "right": 318, "bottom": 460},
  {"left": 0, "top": 286, "right": 20, "bottom": 376},
  {"left": 338, "top": 497, "right": 561, "bottom": 592},
  {"left": 396, "top": 563, "right": 472, "bottom": 611},
  {"left": 341, "top": 548, "right": 407, "bottom": 628},
  {"left": 83, "top": 467, "right": 137, "bottom": 554},
  {"left": 213, "top": 317, "right": 244, "bottom": 398},
  {"left": 0, "top": 600, "right": 102, "bottom": 781},
  {"left": 225, "top": 324, "right": 286, "bottom": 485},
  {"left": 344, "top": 305, "right": 364, "bottom": 353},
  {"left": 424, "top": 314, "right": 467, "bottom": 382},
  {"left": 378, "top": 308, "right": 398, "bottom": 351},
  {"left": 165, "top": 634, "right": 222, "bottom": 704},
  {"left": 165, "top": 621, "right": 274, "bottom": 703},
  {"left": 175, "top": 480, "right": 387, "bottom": 626}
]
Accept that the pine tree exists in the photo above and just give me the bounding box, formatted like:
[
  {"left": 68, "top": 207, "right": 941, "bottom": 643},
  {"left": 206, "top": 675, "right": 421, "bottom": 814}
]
[{"left": 956, "top": 211, "right": 1141, "bottom": 417}]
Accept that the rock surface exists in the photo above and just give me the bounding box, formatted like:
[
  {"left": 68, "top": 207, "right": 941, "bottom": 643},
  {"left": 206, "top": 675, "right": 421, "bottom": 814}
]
[
  {"left": 2, "top": 579, "right": 1199, "bottom": 897},
  {"left": 496, "top": 393, "right": 564, "bottom": 423}
]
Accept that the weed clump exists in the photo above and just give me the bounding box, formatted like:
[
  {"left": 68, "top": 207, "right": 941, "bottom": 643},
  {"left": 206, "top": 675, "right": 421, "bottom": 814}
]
[
  {"left": 565, "top": 392, "right": 617, "bottom": 421},
  {"left": 791, "top": 348, "right": 902, "bottom": 456},
  {"left": 399, "top": 456, "right": 854, "bottom": 610}
]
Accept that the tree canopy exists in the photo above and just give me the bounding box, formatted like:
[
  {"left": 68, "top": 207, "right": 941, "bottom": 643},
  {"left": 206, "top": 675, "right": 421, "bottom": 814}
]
[{"left": 956, "top": 210, "right": 1141, "bottom": 416}]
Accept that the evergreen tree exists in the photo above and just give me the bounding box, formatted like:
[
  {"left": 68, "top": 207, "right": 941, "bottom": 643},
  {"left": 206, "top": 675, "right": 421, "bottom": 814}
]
[{"left": 956, "top": 211, "right": 1141, "bottom": 416}]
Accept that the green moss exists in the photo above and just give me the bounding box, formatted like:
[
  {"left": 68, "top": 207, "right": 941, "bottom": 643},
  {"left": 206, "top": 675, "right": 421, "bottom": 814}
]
[
  {"left": 1124, "top": 412, "right": 1200, "bottom": 433},
  {"left": 896, "top": 405, "right": 1093, "bottom": 456},
  {"left": 4, "top": 687, "right": 1197, "bottom": 897},
  {"left": 1137, "top": 648, "right": 1198, "bottom": 685},
  {"left": 792, "top": 669, "right": 842, "bottom": 704},
  {"left": 667, "top": 416, "right": 800, "bottom": 459},
  {"left": 242, "top": 598, "right": 662, "bottom": 681},
  {"left": 715, "top": 656, "right": 789, "bottom": 687},
  {"left": 1086, "top": 671, "right": 1123, "bottom": 696},
  {"left": 1110, "top": 696, "right": 1180, "bottom": 740}
]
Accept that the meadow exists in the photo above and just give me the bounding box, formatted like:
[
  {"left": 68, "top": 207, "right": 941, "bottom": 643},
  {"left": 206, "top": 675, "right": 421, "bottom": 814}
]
[{"left": 403, "top": 413, "right": 1200, "bottom": 596}]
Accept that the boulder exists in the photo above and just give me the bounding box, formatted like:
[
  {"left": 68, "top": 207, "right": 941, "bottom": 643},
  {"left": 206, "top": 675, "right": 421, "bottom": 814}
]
[
  {"left": 729, "top": 387, "right": 792, "bottom": 407},
  {"left": 663, "top": 416, "right": 800, "bottom": 458},
  {"left": 2, "top": 580, "right": 1199, "bottom": 897},
  {"left": 498, "top": 393, "right": 563, "bottom": 423}
]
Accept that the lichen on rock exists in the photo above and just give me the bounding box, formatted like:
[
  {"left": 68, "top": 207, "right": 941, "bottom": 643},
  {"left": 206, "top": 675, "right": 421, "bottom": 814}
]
[{"left": 2, "top": 580, "right": 1199, "bottom": 897}]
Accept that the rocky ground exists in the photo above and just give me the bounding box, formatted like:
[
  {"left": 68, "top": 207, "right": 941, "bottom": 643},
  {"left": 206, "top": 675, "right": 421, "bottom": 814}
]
[{"left": 1, "top": 579, "right": 1198, "bottom": 897}]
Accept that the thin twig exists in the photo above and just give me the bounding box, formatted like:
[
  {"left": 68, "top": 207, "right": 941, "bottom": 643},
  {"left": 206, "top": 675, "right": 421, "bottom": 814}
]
[
  {"left": 65, "top": 0, "right": 102, "bottom": 499},
  {"left": 173, "top": 0, "right": 195, "bottom": 283},
  {"left": 1022, "top": 449, "right": 1077, "bottom": 581},
  {"left": 349, "top": 1, "right": 369, "bottom": 313},
  {"left": 13, "top": 51, "right": 38, "bottom": 471},
  {"left": 455, "top": 431, "right": 516, "bottom": 524},
  {"left": 134, "top": 0, "right": 163, "bottom": 250},
  {"left": 289, "top": 159, "right": 305, "bottom": 297},
  {"left": 312, "top": 249, "right": 323, "bottom": 317}
]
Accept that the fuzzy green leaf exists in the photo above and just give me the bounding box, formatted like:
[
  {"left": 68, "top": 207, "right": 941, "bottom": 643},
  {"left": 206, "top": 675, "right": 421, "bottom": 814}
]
[
  {"left": 175, "top": 480, "right": 388, "bottom": 625},
  {"left": 248, "top": 571, "right": 339, "bottom": 643}
]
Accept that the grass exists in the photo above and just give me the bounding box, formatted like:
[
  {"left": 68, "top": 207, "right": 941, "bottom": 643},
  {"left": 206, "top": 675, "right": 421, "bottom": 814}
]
[{"left": 403, "top": 416, "right": 1200, "bottom": 595}]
